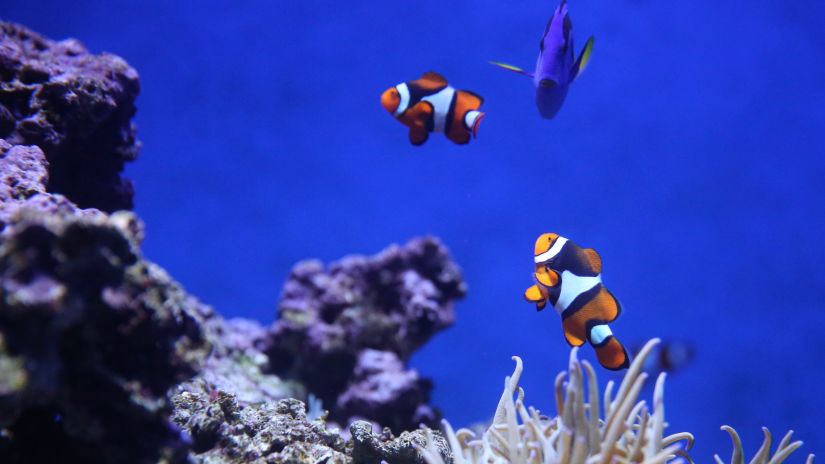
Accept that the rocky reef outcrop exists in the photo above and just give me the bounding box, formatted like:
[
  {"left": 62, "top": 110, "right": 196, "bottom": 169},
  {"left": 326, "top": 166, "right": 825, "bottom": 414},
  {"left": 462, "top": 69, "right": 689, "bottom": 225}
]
[
  {"left": 0, "top": 130, "right": 228, "bottom": 463},
  {"left": 266, "top": 236, "right": 466, "bottom": 433},
  {"left": 0, "top": 21, "right": 461, "bottom": 463},
  {"left": 0, "top": 138, "right": 208, "bottom": 461},
  {"left": 0, "top": 22, "right": 139, "bottom": 212}
]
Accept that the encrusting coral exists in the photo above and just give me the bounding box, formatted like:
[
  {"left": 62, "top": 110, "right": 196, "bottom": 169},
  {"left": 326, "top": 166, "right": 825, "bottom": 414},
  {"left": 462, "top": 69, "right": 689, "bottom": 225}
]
[{"left": 419, "top": 339, "right": 814, "bottom": 464}]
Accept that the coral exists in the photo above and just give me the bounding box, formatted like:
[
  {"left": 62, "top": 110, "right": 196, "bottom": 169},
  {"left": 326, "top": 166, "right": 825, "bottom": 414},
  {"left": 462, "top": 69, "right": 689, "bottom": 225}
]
[
  {"left": 0, "top": 139, "right": 105, "bottom": 226},
  {"left": 0, "top": 139, "right": 47, "bottom": 202},
  {"left": 170, "top": 394, "right": 349, "bottom": 463},
  {"left": 0, "top": 22, "right": 140, "bottom": 211},
  {"left": 191, "top": 317, "right": 301, "bottom": 406},
  {"left": 0, "top": 137, "right": 442, "bottom": 463},
  {"left": 714, "top": 426, "right": 814, "bottom": 464},
  {"left": 0, "top": 19, "right": 452, "bottom": 464},
  {"left": 265, "top": 237, "right": 466, "bottom": 432},
  {"left": 336, "top": 349, "right": 437, "bottom": 432},
  {"left": 349, "top": 420, "right": 451, "bottom": 464},
  {"left": 0, "top": 206, "right": 210, "bottom": 463}
]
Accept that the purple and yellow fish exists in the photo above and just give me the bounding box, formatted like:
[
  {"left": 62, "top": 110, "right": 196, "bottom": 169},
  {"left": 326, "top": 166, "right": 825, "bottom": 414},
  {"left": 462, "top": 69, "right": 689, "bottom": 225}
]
[
  {"left": 524, "top": 233, "right": 629, "bottom": 370},
  {"left": 490, "top": 0, "right": 594, "bottom": 119}
]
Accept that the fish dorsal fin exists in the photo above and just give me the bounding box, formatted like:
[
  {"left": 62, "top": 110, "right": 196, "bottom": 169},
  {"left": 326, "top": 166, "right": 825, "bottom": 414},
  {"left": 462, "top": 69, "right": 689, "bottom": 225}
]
[
  {"left": 420, "top": 71, "right": 448, "bottom": 86},
  {"left": 569, "top": 35, "right": 594, "bottom": 83},
  {"left": 583, "top": 248, "right": 602, "bottom": 273}
]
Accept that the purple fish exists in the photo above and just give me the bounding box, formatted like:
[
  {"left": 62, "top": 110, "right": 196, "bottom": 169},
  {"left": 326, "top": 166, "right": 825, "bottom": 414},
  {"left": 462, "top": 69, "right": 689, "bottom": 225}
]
[{"left": 491, "top": 0, "right": 594, "bottom": 119}]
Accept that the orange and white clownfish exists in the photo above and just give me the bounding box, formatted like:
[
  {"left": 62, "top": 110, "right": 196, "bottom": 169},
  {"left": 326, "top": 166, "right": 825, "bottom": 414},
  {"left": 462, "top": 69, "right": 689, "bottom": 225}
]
[
  {"left": 524, "top": 233, "right": 630, "bottom": 370},
  {"left": 380, "top": 71, "right": 485, "bottom": 146}
]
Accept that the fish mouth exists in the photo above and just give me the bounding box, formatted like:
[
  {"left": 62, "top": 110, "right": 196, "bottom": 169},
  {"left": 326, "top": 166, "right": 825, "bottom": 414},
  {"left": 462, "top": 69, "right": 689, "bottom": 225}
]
[{"left": 539, "top": 79, "right": 558, "bottom": 89}]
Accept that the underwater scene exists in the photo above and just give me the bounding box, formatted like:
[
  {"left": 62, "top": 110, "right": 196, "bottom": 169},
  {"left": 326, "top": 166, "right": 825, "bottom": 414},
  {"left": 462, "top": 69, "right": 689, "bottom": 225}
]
[{"left": 1, "top": 0, "right": 824, "bottom": 462}]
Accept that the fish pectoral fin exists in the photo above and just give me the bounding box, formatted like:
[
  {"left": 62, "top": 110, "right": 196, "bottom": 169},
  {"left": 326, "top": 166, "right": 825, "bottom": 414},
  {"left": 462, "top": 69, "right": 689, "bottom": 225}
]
[
  {"left": 524, "top": 284, "right": 544, "bottom": 302},
  {"left": 562, "top": 320, "right": 587, "bottom": 347},
  {"left": 569, "top": 35, "right": 594, "bottom": 83},
  {"left": 407, "top": 101, "right": 434, "bottom": 119},
  {"left": 489, "top": 61, "right": 535, "bottom": 78},
  {"left": 535, "top": 268, "right": 559, "bottom": 287},
  {"left": 584, "top": 248, "right": 602, "bottom": 273},
  {"left": 525, "top": 285, "right": 548, "bottom": 312},
  {"left": 408, "top": 127, "right": 429, "bottom": 146}
]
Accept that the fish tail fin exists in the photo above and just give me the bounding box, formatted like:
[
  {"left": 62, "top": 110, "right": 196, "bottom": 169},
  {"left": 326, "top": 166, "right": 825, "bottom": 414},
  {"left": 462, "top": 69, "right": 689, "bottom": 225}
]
[
  {"left": 594, "top": 336, "right": 630, "bottom": 370},
  {"left": 591, "top": 325, "right": 630, "bottom": 370},
  {"left": 489, "top": 61, "right": 535, "bottom": 78}
]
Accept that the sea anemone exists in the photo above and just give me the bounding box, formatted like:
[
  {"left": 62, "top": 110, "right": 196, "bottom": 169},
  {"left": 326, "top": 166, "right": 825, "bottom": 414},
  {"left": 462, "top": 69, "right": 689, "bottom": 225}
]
[{"left": 418, "top": 339, "right": 814, "bottom": 464}]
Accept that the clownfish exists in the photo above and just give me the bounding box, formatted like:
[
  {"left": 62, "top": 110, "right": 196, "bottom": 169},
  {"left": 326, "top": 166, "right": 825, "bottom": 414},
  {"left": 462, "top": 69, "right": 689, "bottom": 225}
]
[
  {"left": 524, "top": 233, "right": 629, "bottom": 370},
  {"left": 490, "top": 0, "right": 594, "bottom": 119},
  {"left": 381, "top": 71, "right": 485, "bottom": 146}
]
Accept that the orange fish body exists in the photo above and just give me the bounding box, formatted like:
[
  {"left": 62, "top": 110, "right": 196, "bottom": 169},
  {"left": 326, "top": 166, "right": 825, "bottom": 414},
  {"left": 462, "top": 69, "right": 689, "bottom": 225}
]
[
  {"left": 524, "top": 233, "right": 630, "bottom": 370},
  {"left": 381, "top": 71, "right": 485, "bottom": 146}
]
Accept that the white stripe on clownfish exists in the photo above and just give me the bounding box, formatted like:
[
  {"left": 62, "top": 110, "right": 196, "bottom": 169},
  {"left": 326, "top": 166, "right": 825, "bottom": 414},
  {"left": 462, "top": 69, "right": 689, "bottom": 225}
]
[
  {"left": 421, "top": 86, "right": 456, "bottom": 133},
  {"left": 554, "top": 270, "right": 601, "bottom": 314},
  {"left": 589, "top": 324, "right": 613, "bottom": 345},
  {"left": 464, "top": 110, "right": 483, "bottom": 130},
  {"left": 535, "top": 236, "right": 568, "bottom": 264},
  {"left": 395, "top": 83, "right": 410, "bottom": 116}
]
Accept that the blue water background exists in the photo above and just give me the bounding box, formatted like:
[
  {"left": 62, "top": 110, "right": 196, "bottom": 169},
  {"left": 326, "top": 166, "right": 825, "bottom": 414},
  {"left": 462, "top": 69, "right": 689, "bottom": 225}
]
[{"left": 6, "top": 0, "right": 825, "bottom": 459}]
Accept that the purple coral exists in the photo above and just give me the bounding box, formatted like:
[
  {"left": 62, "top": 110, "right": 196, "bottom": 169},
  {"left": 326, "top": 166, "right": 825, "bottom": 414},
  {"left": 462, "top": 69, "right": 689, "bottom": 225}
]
[
  {"left": 266, "top": 236, "right": 466, "bottom": 432},
  {"left": 0, "top": 22, "right": 140, "bottom": 211}
]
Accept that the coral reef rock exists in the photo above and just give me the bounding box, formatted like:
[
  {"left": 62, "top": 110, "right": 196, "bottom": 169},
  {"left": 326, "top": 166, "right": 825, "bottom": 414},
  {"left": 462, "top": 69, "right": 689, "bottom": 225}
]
[
  {"left": 0, "top": 204, "right": 211, "bottom": 462},
  {"left": 266, "top": 236, "right": 467, "bottom": 433},
  {"left": 0, "top": 20, "right": 456, "bottom": 464},
  {"left": 171, "top": 395, "right": 349, "bottom": 464},
  {"left": 350, "top": 420, "right": 451, "bottom": 464},
  {"left": 0, "top": 22, "right": 140, "bottom": 211}
]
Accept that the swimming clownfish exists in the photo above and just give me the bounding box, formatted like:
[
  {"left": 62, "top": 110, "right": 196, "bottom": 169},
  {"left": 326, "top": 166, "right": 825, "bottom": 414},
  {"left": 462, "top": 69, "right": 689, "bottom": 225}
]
[
  {"left": 381, "top": 71, "right": 485, "bottom": 146},
  {"left": 524, "top": 233, "right": 630, "bottom": 370},
  {"left": 490, "top": 0, "right": 594, "bottom": 119}
]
